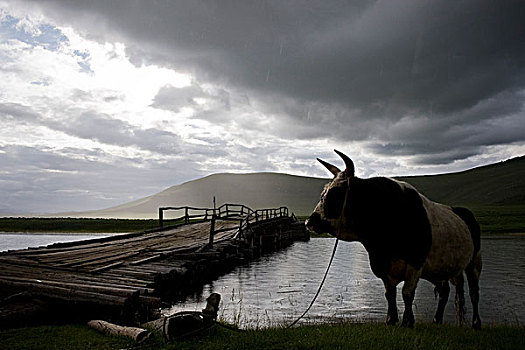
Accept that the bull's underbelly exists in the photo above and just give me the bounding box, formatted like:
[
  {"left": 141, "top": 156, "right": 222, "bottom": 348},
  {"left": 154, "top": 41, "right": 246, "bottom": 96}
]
[{"left": 420, "top": 200, "right": 474, "bottom": 283}]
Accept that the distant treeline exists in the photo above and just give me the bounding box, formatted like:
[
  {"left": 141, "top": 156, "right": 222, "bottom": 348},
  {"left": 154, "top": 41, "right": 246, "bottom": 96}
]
[
  {"left": 1, "top": 205, "right": 524, "bottom": 235},
  {"left": 0, "top": 217, "right": 161, "bottom": 233}
]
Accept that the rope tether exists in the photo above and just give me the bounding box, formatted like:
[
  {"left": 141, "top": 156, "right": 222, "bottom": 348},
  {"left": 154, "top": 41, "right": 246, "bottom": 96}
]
[
  {"left": 286, "top": 237, "right": 339, "bottom": 328},
  {"left": 287, "top": 174, "right": 350, "bottom": 328}
]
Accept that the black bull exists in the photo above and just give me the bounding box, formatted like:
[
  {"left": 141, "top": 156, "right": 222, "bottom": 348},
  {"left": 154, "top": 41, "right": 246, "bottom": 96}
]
[{"left": 306, "top": 150, "right": 482, "bottom": 329}]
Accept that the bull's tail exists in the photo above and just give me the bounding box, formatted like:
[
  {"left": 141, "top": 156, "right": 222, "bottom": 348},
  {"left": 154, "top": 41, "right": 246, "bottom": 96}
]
[
  {"left": 452, "top": 207, "right": 481, "bottom": 257},
  {"left": 452, "top": 206, "right": 482, "bottom": 330}
]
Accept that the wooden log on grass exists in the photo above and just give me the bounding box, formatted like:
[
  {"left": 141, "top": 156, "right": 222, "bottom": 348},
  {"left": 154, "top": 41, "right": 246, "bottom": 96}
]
[
  {"left": 87, "top": 319, "right": 150, "bottom": 342},
  {"left": 143, "top": 292, "right": 221, "bottom": 340}
]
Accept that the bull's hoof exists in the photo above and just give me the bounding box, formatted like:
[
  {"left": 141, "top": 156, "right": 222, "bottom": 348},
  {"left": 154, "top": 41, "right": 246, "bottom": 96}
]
[
  {"left": 401, "top": 315, "right": 415, "bottom": 328},
  {"left": 472, "top": 317, "right": 482, "bottom": 330},
  {"left": 386, "top": 314, "right": 399, "bottom": 326}
]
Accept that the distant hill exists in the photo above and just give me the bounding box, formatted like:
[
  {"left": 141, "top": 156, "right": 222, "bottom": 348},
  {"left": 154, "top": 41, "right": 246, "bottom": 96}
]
[
  {"left": 398, "top": 155, "right": 525, "bottom": 207},
  {"left": 68, "top": 173, "right": 329, "bottom": 218},
  {"left": 59, "top": 156, "right": 525, "bottom": 219}
]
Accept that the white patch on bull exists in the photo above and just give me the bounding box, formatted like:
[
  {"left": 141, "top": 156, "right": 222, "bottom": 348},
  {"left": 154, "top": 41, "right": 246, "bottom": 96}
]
[
  {"left": 384, "top": 178, "right": 474, "bottom": 282},
  {"left": 420, "top": 196, "right": 474, "bottom": 282}
]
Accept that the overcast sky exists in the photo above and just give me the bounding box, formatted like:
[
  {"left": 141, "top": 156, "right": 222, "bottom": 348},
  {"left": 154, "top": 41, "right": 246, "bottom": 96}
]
[{"left": 1, "top": 1, "right": 524, "bottom": 214}]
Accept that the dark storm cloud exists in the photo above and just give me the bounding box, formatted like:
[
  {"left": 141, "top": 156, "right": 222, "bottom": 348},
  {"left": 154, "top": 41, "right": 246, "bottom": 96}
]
[
  {"left": 153, "top": 85, "right": 207, "bottom": 112},
  {"left": 0, "top": 102, "right": 183, "bottom": 155},
  {"left": 60, "top": 112, "right": 183, "bottom": 155},
  {"left": 152, "top": 83, "right": 231, "bottom": 115},
  {"left": 367, "top": 89, "right": 525, "bottom": 164},
  {"left": 10, "top": 0, "right": 525, "bottom": 165}
]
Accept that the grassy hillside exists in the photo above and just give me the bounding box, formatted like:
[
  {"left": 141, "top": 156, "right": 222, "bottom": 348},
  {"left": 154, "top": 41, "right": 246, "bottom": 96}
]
[
  {"left": 398, "top": 156, "right": 525, "bottom": 234},
  {"left": 398, "top": 156, "right": 525, "bottom": 206},
  {"left": 67, "top": 173, "right": 329, "bottom": 218}
]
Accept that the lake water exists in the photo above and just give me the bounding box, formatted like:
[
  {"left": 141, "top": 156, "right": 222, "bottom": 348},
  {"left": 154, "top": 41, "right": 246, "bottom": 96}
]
[
  {"left": 167, "top": 237, "right": 525, "bottom": 328},
  {"left": 2, "top": 234, "right": 523, "bottom": 328}
]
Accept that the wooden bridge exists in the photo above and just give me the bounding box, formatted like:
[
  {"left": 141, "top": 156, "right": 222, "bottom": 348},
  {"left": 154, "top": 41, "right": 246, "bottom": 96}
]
[{"left": 0, "top": 204, "right": 308, "bottom": 326}]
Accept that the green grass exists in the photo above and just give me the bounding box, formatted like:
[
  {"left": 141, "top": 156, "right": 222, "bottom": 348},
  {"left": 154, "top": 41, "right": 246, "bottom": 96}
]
[
  {"left": 0, "top": 205, "right": 523, "bottom": 235},
  {"left": 471, "top": 205, "right": 525, "bottom": 235},
  {"left": 0, "top": 217, "right": 161, "bottom": 233},
  {"left": 1, "top": 322, "right": 524, "bottom": 350},
  {"left": 0, "top": 324, "right": 135, "bottom": 350}
]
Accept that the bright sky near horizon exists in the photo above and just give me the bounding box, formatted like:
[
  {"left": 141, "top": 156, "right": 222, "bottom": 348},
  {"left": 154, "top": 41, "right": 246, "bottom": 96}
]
[{"left": 1, "top": 1, "right": 524, "bottom": 214}]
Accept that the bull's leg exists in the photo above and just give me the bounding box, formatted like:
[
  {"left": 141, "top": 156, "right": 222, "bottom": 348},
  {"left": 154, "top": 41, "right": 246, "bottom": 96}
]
[
  {"left": 383, "top": 279, "right": 399, "bottom": 325},
  {"left": 451, "top": 273, "right": 466, "bottom": 326},
  {"left": 401, "top": 265, "right": 422, "bottom": 328},
  {"left": 466, "top": 252, "right": 482, "bottom": 330},
  {"left": 433, "top": 280, "right": 450, "bottom": 324}
]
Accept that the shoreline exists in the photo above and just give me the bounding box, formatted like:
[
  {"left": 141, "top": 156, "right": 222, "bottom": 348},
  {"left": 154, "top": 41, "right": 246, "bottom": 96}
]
[{"left": 0, "top": 231, "right": 126, "bottom": 236}]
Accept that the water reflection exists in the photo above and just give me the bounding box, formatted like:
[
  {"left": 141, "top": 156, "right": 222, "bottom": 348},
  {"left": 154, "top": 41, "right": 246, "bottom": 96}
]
[{"left": 168, "top": 237, "right": 525, "bottom": 328}]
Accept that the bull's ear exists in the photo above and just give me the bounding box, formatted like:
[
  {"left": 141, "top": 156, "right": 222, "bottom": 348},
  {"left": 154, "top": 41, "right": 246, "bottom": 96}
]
[
  {"left": 317, "top": 158, "right": 341, "bottom": 176},
  {"left": 334, "top": 149, "right": 355, "bottom": 177}
]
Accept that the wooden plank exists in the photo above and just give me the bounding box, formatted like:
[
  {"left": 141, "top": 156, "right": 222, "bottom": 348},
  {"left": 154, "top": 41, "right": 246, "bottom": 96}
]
[
  {"left": 0, "top": 279, "right": 129, "bottom": 306},
  {"left": 90, "top": 261, "right": 125, "bottom": 273},
  {"left": 129, "top": 254, "right": 163, "bottom": 266},
  {"left": 0, "top": 275, "right": 142, "bottom": 296},
  {"left": 0, "top": 264, "right": 151, "bottom": 289},
  {"left": 65, "top": 251, "right": 142, "bottom": 269}
]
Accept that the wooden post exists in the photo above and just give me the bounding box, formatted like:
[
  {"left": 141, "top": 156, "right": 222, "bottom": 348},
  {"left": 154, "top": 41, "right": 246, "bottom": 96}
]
[
  {"left": 238, "top": 219, "right": 243, "bottom": 239},
  {"left": 185, "top": 207, "right": 189, "bottom": 224},
  {"left": 159, "top": 208, "right": 164, "bottom": 228},
  {"left": 209, "top": 215, "right": 216, "bottom": 247}
]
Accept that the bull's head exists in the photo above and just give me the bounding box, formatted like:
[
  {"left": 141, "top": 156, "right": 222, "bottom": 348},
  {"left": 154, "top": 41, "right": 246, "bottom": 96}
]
[{"left": 306, "top": 150, "right": 359, "bottom": 241}]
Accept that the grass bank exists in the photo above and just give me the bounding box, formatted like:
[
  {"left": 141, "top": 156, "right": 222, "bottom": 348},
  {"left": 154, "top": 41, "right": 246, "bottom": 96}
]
[
  {"left": 1, "top": 322, "right": 523, "bottom": 350},
  {"left": 0, "top": 217, "right": 161, "bottom": 233},
  {"left": 472, "top": 205, "right": 525, "bottom": 235},
  {"left": 1, "top": 205, "right": 523, "bottom": 235}
]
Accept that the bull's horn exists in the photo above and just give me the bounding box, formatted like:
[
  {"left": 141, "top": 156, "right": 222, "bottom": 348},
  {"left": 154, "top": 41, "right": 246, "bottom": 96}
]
[
  {"left": 334, "top": 149, "right": 355, "bottom": 177},
  {"left": 317, "top": 158, "right": 340, "bottom": 176}
]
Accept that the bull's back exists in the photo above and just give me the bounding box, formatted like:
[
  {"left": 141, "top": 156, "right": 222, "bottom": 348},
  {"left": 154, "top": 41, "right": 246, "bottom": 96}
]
[{"left": 421, "top": 197, "right": 475, "bottom": 282}]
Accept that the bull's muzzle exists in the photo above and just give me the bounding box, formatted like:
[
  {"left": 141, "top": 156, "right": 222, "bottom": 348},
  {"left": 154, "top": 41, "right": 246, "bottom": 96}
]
[
  {"left": 305, "top": 212, "right": 320, "bottom": 232},
  {"left": 305, "top": 212, "right": 334, "bottom": 235}
]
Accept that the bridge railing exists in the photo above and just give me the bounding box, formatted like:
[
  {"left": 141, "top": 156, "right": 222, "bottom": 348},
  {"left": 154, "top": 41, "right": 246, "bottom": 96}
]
[{"left": 158, "top": 204, "right": 290, "bottom": 246}]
